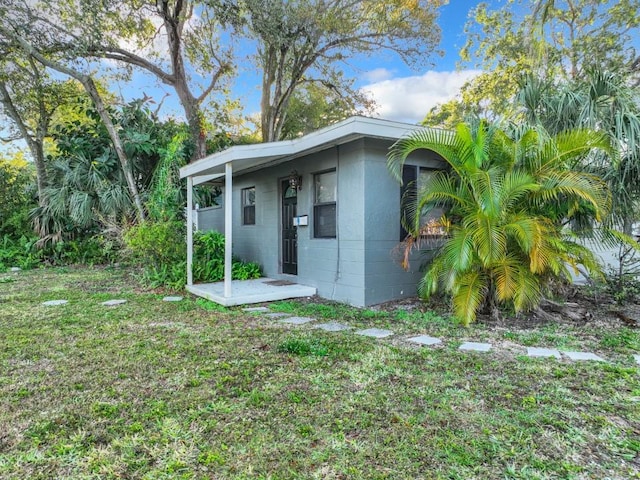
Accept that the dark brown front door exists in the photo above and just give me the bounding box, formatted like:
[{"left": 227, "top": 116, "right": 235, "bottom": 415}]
[{"left": 282, "top": 180, "right": 298, "bottom": 275}]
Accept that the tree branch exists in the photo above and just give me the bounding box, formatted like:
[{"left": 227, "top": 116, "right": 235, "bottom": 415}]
[
  {"left": 96, "top": 48, "right": 175, "bottom": 85},
  {"left": 0, "top": 80, "right": 35, "bottom": 148}
]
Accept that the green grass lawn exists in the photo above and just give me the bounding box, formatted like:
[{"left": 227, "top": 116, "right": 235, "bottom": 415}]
[{"left": 1, "top": 266, "right": 639, "bottom": 479}]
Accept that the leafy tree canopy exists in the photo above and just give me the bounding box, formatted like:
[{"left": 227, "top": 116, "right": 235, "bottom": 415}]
[
  {"left": 424, "top": 0, "right": 640, "bottom": 127},
  {"left": 0, "top": 151, "right": 36, "bottom": 237},
  {"left": 216, "top": 0, "right": 445, "bottom": 141}
]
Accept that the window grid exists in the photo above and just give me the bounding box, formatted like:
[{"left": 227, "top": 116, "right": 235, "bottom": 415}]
[{"left": 242, "top": 186, "right": 256, "bottom": 225}]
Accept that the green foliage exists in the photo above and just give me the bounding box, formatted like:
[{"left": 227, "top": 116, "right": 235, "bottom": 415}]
[
  {"left": 124, "top": 221, "right": 186, "bottom": 266},
  {"left": 0, "top": 234, "right": 118, "bottom": 271},
  {"left": 141, "top": 263, "right": 188, "bottom": 290},
  {"left": 222, "top": 0, "right": 444, "bottom": 141},
  {"left": 0, "top": 153, "right": 36, "bottom": 238},
  {"left": 604, "top": 271, "right": 640, "bottom": 305},
  {"left": 279, "top": 82, "right": 372, "bottom": 140},
  {"left": 146, "top": 132, "right": 189, "bottom": 222},
  {"left": 427, "top": 0, "right": 640, "bottom": 126},
  {"left": 517, "top": 69, "right": 640, "bottom": 285},
  {"left": 388, "top": 121, "right": 612, "bottom": 325},
  {"left": 124, "top": 227, "right": 261, "bottom": 289},
  {"left": 0, "top": 236, "right": 40, "bottom": 271},
  {"left": 194, "top": 231, "right": 262, "bottom": 283},
  {"left": 35, "top": 98, "right": 189, "bottom": 241}
]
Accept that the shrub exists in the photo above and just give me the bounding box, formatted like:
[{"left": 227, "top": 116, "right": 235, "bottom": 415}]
[
  {"left": 193, "top": 231, "right": 262, "bottom": 283},
  {"left": 43, "top": 237, "right": 119, "bottom": 265},
  {"left": 0, "top": 234, "right": 117, "bottom": 272},
  {"left": 0, "top": 236, "right": 40, "bottom": 271},
  {"left": 388, "top": 122, "right": 612, "bottom": 325},
  {"left": 124, "top": 221, "right": 186, "bottom": 266},
  {"left": 125, "top": 226, "right": 261, "bottom": 289}
]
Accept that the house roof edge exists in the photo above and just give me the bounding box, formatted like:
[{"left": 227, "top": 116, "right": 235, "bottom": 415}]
[{"left": 179, "top": 116, "right": 422, "bottom": 179}]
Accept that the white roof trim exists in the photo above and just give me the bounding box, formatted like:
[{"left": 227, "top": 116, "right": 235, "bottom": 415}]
[{"left": 179, "top": 116, "right": 422, "bottom": 179}]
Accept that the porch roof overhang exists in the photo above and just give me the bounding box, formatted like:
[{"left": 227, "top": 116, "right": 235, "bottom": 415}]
[{"left": 179, "top": 116, "right": 422, "bottom": 185}]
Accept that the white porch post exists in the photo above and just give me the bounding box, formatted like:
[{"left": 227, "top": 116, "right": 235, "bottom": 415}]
[
  {"left": 186, "top": 176, "right": 194, "bottom": 286},
  {"left": 224, "top": 162, "right": 233, "bottom": 298}
]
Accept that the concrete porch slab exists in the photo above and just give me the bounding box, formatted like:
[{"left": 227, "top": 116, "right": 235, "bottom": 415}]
[{"left": 186, "top": 278, "right": 316, "bottom": 307}]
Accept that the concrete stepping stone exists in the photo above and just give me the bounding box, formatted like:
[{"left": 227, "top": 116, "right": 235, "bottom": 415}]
[
  {"left": 527, "top": 347, "right": 561, "bottom": 359},
  {"left": 355, "top": 328, "right": 394, "bottom": 339},
  {"left": 42, "top": 300, "right": 68, "bottom": 306},
  {"left": 459, "top": 341, "right": 492, "bottom": 352},
  {"left": 407, "top": 335, "right": 442, "bottom": 346},
  {"left": 562, "top": 351, "right": 605, "bottom": 362},
  {"left": 634, "top": 354, "right": 640, "bottom": 366},
  {"left": 242, "top": 306, "right": 269, "bottom": 312},
  {"left": 315, "top": 322, "right": 351, "bottom": 332},
  {"left": 10, "top": 267, "right": 21, "bottom": 272},
  {"left": 279, "top": 316, "right": 315, "bottom": 325},
  {"left": 101, "top": 299, "right": 127, "bottom": 306},
  {"left": 265, "top": 312, "right": 291, "bottom": 318},
  {"left": 163, "top": 296, "right": 183, "bottom": 302}
]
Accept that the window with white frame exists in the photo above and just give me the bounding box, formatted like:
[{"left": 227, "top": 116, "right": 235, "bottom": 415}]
[
  {"left": 242, "top": 187, "right": 256, "bottom": 225},
  {"left": 313, "top": 170, "right": 336, "bottom": 238}
]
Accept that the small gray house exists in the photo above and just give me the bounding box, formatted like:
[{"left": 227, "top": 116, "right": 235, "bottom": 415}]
[{"left": 179, "top": 116, "right": 445, "bottom": 307}]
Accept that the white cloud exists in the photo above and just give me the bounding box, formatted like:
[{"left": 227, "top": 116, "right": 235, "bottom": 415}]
[
  {"left": 361, "top": 68, "right": 394, "bottom": 83},
  {"left": 360, "top": 70, "right": 482, "bottom": 123}
]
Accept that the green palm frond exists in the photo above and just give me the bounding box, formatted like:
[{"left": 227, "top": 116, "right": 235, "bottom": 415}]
[
  {"left": 550, "top": 129, "right": 613, "bottom": 167},
  {"left": 441, "top": 227, "right": 475, "bottom": 273},
  {"left": 557, "top": 238, "right": 605, "bottom": 282},
  {"left": 69, "top": 191, "right": 94, "bottom": 228},
  {"left": 499, "top": 170, "right": 538, "bottom": 211},
  {"left": 536, "top": 170, "right": 610, "bottom": 217},
  {"left": 418, "top": 254, "right": 449, "bottom": 298},
  {"left": 452, "top": 270, "right": 488, "bottom": 326},
  {"left": 388, "top": 128, "right": 459, "bottom": 182},
  {"left": 512, "top": 266, "right": 542, "bottom": 312},
  {"left": 493, "top": 254, "right": 520, "bottom": 301},
  {"left": 469, "top": 212, "right": 507, "bottom": 266},
  {"left": 503, "top": 213, "right": 545, "bottom": 253}
]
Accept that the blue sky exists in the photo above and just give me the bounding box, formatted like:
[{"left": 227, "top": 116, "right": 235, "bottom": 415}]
[{"left": 117, "top": 0, "right": 484, "bottom": 127}]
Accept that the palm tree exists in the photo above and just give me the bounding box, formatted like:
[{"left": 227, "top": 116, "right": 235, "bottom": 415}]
[
  {"left": 518, "top": 69, "right": 640, "bottom": 288},
  {"left": 388, "top": 121, "right": 611, "bottom": 325},
  {"left": 518, "top": 69, "right": 640, "bottom": 234}
]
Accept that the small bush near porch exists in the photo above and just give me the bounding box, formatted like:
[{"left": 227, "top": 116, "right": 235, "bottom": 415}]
[{"left": 1, "top": 266, "right": 639, "bottom": 479}]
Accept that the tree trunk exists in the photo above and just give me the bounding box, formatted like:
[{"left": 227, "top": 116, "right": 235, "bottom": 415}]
[
  {"left": 540, "top": 299, "right": 591, "bottom": 322},
  {"left": 174, "top": 77, "right": 207, "bottom": 159},
  {"left": 32, "top": 141, "right": 48, "bottom": 207},
  {"left": 159, "top": 0, "right": 207, "bottom": 161},
  {"left": 82, "top": 77, "right": 146, "bottom": 221},
  {"left": 260, "top": 47, "right": 278, "bottom": 142},
  {"left": 0, "top": 80, "right": 49, "bottom": 206}
]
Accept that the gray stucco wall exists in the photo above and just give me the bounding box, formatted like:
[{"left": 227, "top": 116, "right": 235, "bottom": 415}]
[
  {"left": 196, "top": 137, "right": 443, "bottom": 307},
  {"left": 196, "top": 205, "right": 224, "bottom": 233},
  {"left": 362, "top": 138, "right": 445, "bottom": 305}
]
